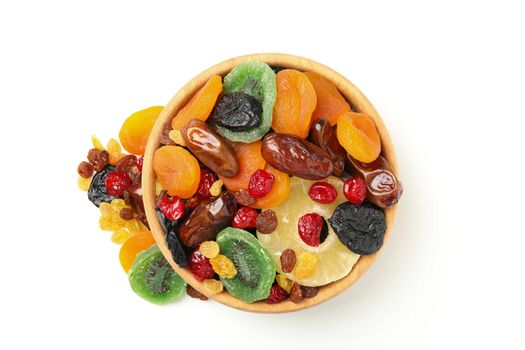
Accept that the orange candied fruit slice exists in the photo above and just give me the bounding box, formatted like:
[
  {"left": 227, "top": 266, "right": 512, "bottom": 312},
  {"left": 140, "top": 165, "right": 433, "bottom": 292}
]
[
  {"left": 171, "top": 75, "right": 223, "bottom": 131},
  {"left": 272, "top": 69, "right": 317, "bottom": 139},
  {"left": 336, "top": 111, "right": 381, "bottom": 163},
  {"left": 119, "top": 231, "right": 156, "bottom": 273},
  {"left": 119, "top": 106, "right": 164, "bottom": 156},
  {"left": 219, "top": 141, "right": 266, "bottom": 191},
  {"left": 251, "top": 165, "right": 290, "bottom": 209},
  {"left": 304, "top": 71, "right": 351, "bottom": 126},
  {"left": 153, "top": 145, "right": 201, "bottom": 198}
]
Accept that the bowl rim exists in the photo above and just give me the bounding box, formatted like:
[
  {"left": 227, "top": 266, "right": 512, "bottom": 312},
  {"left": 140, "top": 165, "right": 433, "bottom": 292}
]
[{"left": 142, "top": 53, "right": 399, "bottom": 313}]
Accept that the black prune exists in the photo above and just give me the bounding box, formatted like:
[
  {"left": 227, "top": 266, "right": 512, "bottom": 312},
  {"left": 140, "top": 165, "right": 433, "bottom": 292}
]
[
  {"left": 271, "top": 66, "right": 287, "bottom": 74},
  {"left": 156, "top": 209, "right": 188, "bottom": 268},
  {"left": 328, "top": 201, "right": 386, "bottom": 255},
  {"left": 87, "top": 165, "right": 119, "bottom": 207},
  {"left": 212, "top": 92, "right": 262, "bottom": 131}
]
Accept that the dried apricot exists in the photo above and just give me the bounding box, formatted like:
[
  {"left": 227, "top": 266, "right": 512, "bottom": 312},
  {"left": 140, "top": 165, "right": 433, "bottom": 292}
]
[
  {"left": 304, "top": 71, "right": 350, "bottom": 126},
  {"left": 251, "top": 165, "right": 290, "bottom": 209},
  {"left": 272, "top": 69, "right": 316, "bottom": 139},
  {"left": 119, "top": 230, "right": 156, "bottom": 272},
  {"left": 119, "top": 106, "right": 163, "bottom": 155},
  {"left": 171, "top": 75, "right": 222, "bottom": 131},
  {"left": 153, "top": 145, "right": 201, "bottom": 198},
  {"left": 219, "top": 141, "right": 266, "bottom": 191},
  {"left": 336, "top": 112, "right": 381, "bottom": 163}
]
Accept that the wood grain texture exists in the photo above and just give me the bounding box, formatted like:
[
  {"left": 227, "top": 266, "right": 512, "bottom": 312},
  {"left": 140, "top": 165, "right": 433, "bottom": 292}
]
[{"left": 142, "top": 53, "right": 399, "bottom": 313}]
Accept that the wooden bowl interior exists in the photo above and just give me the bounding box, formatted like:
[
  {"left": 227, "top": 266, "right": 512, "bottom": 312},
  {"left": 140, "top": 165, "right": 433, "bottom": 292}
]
[{"left": 142, "top": 53, "right": 398, "bottom": 313}]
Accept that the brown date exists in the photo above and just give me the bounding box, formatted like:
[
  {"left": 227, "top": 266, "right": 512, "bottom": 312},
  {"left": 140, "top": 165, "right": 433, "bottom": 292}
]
[
  {"left": 261, "top": 133, "right": 334, "bottom": 180},
  {"left": 309, "top": 118, "right": 346, "bottom": 176},
  {"left": 181, "top": 119, "right": 239, "bottom": 178},
  {"left": 347, "top": 155, "right": 403, "bottom": 208},
  {"left": 178, "top": 191, "right": 237, "bottom": 247}
]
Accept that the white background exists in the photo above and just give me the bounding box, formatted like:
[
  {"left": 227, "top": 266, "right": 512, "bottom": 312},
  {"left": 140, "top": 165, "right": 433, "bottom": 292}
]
[{"left": 1, "top": 1, "right": 524, "bottom": 349}]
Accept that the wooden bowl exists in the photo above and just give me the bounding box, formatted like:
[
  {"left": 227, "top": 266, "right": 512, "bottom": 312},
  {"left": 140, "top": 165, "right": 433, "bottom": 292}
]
[{"left": 143, "top": 53, "right": 399, "bottom": 313}]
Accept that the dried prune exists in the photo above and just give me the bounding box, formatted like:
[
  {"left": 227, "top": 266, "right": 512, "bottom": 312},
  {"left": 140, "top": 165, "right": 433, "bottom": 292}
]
[
  {"left": 261, "top": 133, "right": 334, "bottom": 180},
  {"left": 156, "top": 208, "right": 188, "bottom": 268},
  {"left": 87, "top": 165, "right": 120, "bottom": 207},
  {"left": 328, "top": 201, "right": 386, "bottom": 255},
  {"left": 212, "top": 92, "right": 262, "bottom": 131}
]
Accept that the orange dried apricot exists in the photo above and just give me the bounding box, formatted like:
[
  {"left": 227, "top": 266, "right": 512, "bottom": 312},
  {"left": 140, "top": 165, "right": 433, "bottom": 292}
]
[
  {"left": 336, "top": 111, "right": 381, "bottom": 163},
  {"left": 119, "top": 106, "right": 163, "bottom": 156},
  {"left": 171, "top": 75, "right": 222, "bottom": 131},
  {"left": 153, "top": 145, "right": 201, "bottom": 198},
  {"left": 304, "top": 71, "right": 350, "bottom": 126},
  {"left": 119, "top": 231, "right": 156, "bottom": 273},
  {"left": 272, "top": 70, "right": 316, "bottom": 139},
  {"left": 251, "top": 165, "right": 290, "bottom": 209},
  {"left": 219, "top": 141, "right": 266, "bottom": 191}
]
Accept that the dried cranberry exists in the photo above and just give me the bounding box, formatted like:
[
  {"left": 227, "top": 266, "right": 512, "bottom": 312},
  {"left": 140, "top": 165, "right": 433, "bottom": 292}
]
[
  {"left": 248, "top": 169, "right": 275, "bottom": 199},
  {"left": 104, "top": 170, "right": 131, "bottom": 196},
  {"left": 298, "top": 213, "right": 324, "bottom": 247},
  {"left": 343, "top": 177, "right": 367, "bottom": 204},
  {"left": 308, "top": 181, "right": 338, "bottom": 204},
  {"left": 196, "top": 169, "right": 217, "bottom": 200},
  {"left": 158, "top": 196, "right": 186, "bottom": 221},
  {"left": 232, "top": 206, "right": 259, "bottom": 229},
  {"left": 188, "top": 248, "right": 215, "bottom": 282},
  {"left": 136, "top": 157, "right": 144, "bottom": 172},
  {"left": 265, "top": 284, "right": 288, "bottom": 304}
]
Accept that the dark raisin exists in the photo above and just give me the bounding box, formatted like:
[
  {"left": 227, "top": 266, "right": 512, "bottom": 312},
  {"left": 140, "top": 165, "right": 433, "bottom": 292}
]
[
  {"left": 290, "top": 282, "right": 303, "bottom": 303},
  {"left": 87, "top": 149, "right": 109, "bottom": 173},
  {"left": 230, "top": 189, "right": 256, "bottom": 206},
  {"left": 159, "top": 124, "right": 175, "bottom": 145},
  {"left": 116, "top": 155, "right": 137, "bottom": 172},
  {"left": 156, "top": 209, "right": 188, "bottom": 268},
  {"left": 212, "top": 92, "right": 262, "bottom": 131},
  {"left": 256, "top": 209, "right": 278, "bottom": 234},
  {"left": 186, "top": 284, "right": 208, "bottom": 301},
  {"left": 280, "top": 249, "right": 296, "bottom": 273},
  {"left": 77, "top": 161, "right": 94, "bottom": 178},
  {"left": 301, "top": 286, "right": 318, "bottom": 298},
  {"left": 119, "top": 207, "right": 135, "bottom": 220},
  {"left": 328, "top": 201, "right": 386, "bottom": 255},
  {"left": 87, "top": 165, "right": 119, "bottom": 207}
]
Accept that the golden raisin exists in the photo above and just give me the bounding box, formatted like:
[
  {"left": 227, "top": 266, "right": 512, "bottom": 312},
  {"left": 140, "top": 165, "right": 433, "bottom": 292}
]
[
  {"left": 202, "top": 279, "right": 223, "bottom": 295},
  {"left": 77, "top": 176, "right": 91, "bottom": 191},
  {"left": 276, "top": 274, "right": 293, "bottom": 293},
  {"left": 199, "top": 241, "right": 220, "bottom": 259},
  {"left": 91, "top": 135, "right": 104, "bottom": 150},
  {"left": 209, "top": 254, "right": 237, "bottom": 279},
  {"left": 209, "top": 179, "right": 223, "bottom": 197}
]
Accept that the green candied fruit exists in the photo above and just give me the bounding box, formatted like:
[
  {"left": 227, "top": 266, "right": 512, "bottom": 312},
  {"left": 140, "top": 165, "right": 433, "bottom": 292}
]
[{"left": 216, "top": 61, "right": 276, "bottom": 143}]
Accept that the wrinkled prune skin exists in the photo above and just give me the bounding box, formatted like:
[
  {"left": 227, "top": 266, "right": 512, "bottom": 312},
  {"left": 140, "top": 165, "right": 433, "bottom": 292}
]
[
  {"left": 212, "top": 92, "right": 262, "bottom": 131},
  {"left": 271, "top": 66, "right": 288, "bottom": 74},
  {"left": 328, "top": 201, "right": 386, "bottom": 255},
  {"left": 178, "top": 191, "right": 237, "bottom": 247},
  {"left": 181, "top": 119, "right": 240, "bottom": 178},
  {"left": 261, "top": 132, "right": 334, "bottom": 180},
  {"left": 87, "top": 165, "right": 119, "bottom": 207},
  {"left": 309, "top": 118, "right": 346, "bottom": 176},
  {"left": 347, "top": 155, "right": 403, "bottom": 208},
  {"left": 156, "top": 209, "right": 188, "bottom": 268}
]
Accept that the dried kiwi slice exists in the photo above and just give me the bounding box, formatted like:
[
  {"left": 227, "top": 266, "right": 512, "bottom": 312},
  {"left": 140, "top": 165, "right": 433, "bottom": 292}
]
[
  {"left": 216, "top": 227, "right": 276, "bottom": 303},
  {"left": 215, "top": 61, "right": 276, "bottom": 143},
  {"left": 128, "top": 245, "right": 186, "bottom": 304}
]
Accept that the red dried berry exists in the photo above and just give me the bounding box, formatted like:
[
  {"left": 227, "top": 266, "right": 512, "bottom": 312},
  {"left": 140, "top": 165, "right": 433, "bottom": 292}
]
[
  {"left": 265, "top": 283, "right": 288, "bottom": 304},
  {"left": 196, "top": 169, "right": 218, "bottom": 200},
  {"left": 136, "top": 156, "right": 144, "bottom": 172},
  {"left": 308, "top": 181, "right": 338, "bottom": 204},
  {"left": 343, "top": 177, "right": 367, "bottom": 204},
  {"left": 158, "top": 196, "right": 186, "bottom": 221},
  {"left": 248, "top": 169, "right": 275, "bottom": 199},
  {"left": 104, "top": 170, "right": 131, "bottom": 196},
  {"left": 188, "top": 248, "right": 215, "bottom": 282},
  {"left": 232, "top": 206, "right": 259, "bottom": 229},
  {"left": 298, "top": 213, "right": 324, "bottom": 247}
]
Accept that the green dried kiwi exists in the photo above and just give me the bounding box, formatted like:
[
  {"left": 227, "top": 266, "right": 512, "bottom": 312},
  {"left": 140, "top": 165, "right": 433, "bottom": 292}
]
[
  {"left": 216, "top": 227, "right": 276, "bottom": 303},
  {"left": 215, "top": 61, "right": 276, "bottom": 143},
  {"left": 128, "top": 245, "right": 186, "bottom": 304}
]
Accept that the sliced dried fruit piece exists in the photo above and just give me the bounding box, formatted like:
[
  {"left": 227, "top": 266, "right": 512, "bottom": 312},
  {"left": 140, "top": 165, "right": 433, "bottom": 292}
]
[
  {"left": 128, "top": 245, "right": 186, "bottom": 304},
  {"left": 304, "top": 71, "right": 350, "bottom": 126},
  {"left": 153, "top": 145, "right": 200, "bottom": 199},
  {"left": 219, "top": 141, "right": 266, "bottom": 191},
  {"left": 119, "top": 231, "right": 156, "bottom": 272},
  {"left": 272, "top": 69, "right": 316, "bottom": 139},
  {"left": 251, "top": 165, "right": 290, "bottom": 209},
  {"left": 337, "top": 111, "right": 381, "bottom": 163},
  {"left": 216, "top": 61, "right": 276, "bottom": 143},
  {"left": 216, "top": 227, "right": 276, "bottom": 303},
  {"left": 257, "top": 177, "right": 359, "bottom": 287},
  {"left": 294, "top": 252, "right": 318, "bottom": 279},
  {"left": 119, "top": 106, "right": 163, "bottom": 155},
  {"left": 171, "top": 75, "right": 222, "bottom": 131}
]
